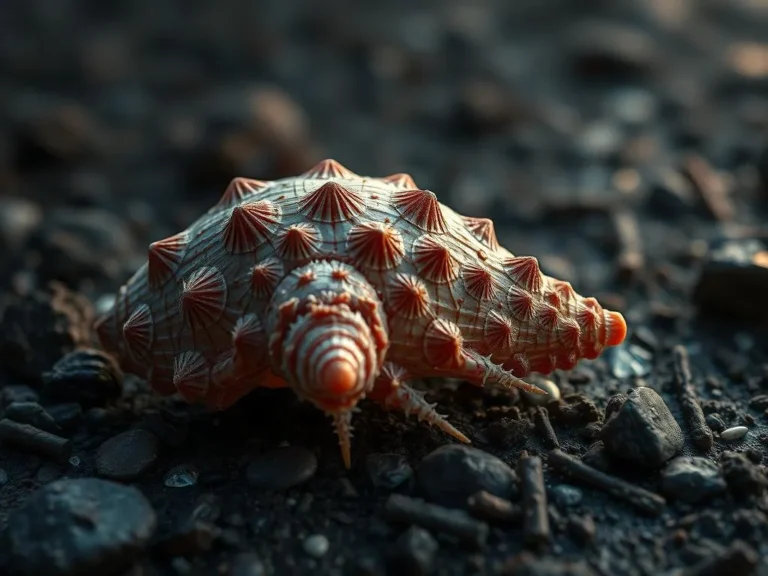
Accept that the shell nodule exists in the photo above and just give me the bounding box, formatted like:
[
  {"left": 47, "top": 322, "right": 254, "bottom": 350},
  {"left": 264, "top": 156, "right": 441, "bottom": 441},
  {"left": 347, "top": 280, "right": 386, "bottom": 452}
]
[{"left": 95, "top": 159, "right": 628, "bottom": 469}]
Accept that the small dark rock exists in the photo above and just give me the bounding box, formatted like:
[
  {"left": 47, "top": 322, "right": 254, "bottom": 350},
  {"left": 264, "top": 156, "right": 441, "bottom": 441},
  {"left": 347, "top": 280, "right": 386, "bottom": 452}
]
[
  {"left": 386, "top": 526, "right": 438, "bottom": 576},
  {"left": 4, "top": 401, "right": 62, "bottom": 435},
  {"left": 551, "top": 484, "right": 583, "bottom": 508},
  {"left": 229, "top": 552, "right": 267, "bottom": 576},
  {"left": 0, "top": 385, "right": 40, "bottom": 407},
  {"left": 705, "top": 413, "right": 726, "bottom": 433},
  {"left": 601, "top": 386, "right": 684, "bottom": 468},
  {"left": 46, "top": 403, "right": 83, "bottom": 433},
  {"left": 245, "top": 446, "right": 318, "bottom": 491},
  {"left": 0, "top": 282, "right": 94, "bottom": 382},
  {"left": 417, "top": 445, "right": 518, "bottom": 509},
  {"left": 95, "top": 429, "right": 160, "bottom": 481},
  {"left": 554, "top": 394, "right": 601, "bottom": 427},
  {"left": 565, "top": 19, "right": 657, "bottom": 81},
  {"left": 42, "top": 348, "right": 123, "bottom": 408},
  {"left": 720, "top": 451, "right": 768, "bottom": 499},
  {"left": 661, "top": 456, "right": 727, "bottom": 504},
  {"left": 748, "top": 395, "right": 768, "bottom": 411},
  {"left": 646, "top": 168, "right": 698, "bottom": 218},
  {"left": 366, "top": 453, "right": 413, "bottom": 491},
  {"left": 1, "top": 477, "right": 156, "bottom": 576},
  {"left": 692, "top": 239, "right": 768, "bottom": 322}
]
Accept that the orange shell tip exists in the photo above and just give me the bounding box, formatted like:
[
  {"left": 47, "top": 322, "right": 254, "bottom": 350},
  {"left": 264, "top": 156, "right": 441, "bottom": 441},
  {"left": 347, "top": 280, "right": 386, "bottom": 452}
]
[
  {"left": 321, "top": 359, "right": 358, "bottom": 395},
  {"left": 604, "top": 311, "right": 627, "bottom": 347}
]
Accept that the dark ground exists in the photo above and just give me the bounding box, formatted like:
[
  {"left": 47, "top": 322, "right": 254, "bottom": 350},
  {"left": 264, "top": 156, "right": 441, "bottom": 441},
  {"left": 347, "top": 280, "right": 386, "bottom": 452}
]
[{"left": 1, "top": 0, "right": 768, "bottom": 575}]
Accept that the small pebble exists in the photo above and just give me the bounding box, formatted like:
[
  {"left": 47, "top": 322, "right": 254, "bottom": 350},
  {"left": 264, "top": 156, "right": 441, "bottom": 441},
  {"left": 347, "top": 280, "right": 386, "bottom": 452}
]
[
  {"left": 303, "top": 534, "right": 329, "bottom": 558},
  {"left": 705, "top": 413, "right": 726, "bottom": 433},
  {"left": 245, "top": 446, "right": 317, "bottom": 491},
  {"left": 386, "top": 526, "right": 438, "bottom": 575},
  {"left": 660, "top": 456, "right": 727, "bottom": 504},
  {"left": 417, "top": 445, "right": 518, "bottom": 509},
  {"left": 720, "top": 426, "right": 748, "bottom": 441},
  {"left": 95, "top": 429, "right": 159, "bottom": 481},
  {"left": 366, "top": 453, "right": 413, "bottom": 491},
  {"left": 164, "top": 464, "right": 200, "bottom": 488},
  {"left": 229, "top": 552, "right": 266, "bottom": 576},
  {"left": 551, "top": 484, "right": 583, "bottom": 508},
  {"left": 601, "top": 387, "right": 683, "bottom": 468}
]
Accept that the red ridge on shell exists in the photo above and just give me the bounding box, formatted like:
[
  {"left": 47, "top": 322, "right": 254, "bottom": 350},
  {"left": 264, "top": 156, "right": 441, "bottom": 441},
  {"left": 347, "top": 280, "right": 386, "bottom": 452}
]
[
  {"left": 412, "top": 234, "right": 459, "bottom": 283},
  {"left": 232, "top": 313, "right": 266, "bottom": 350},
  {"left": 483, "top": 310, "right": 518, "bottom": 352},
  {"left": 557, "top": 351, "right": 580, "bottom": 371},
  {"left": 347, "top": 222, "right": 405, "bottom": 270},
  {"left": 503, "top": 256, "right": 543, "bottom": 292},
  {"left": 392, "top": 189, "right": 448, "bottom": 234},
  {"left": 223, "top": 200, "right": 281, "bottom": 254},
  {"left": 462, "top": 216, "right": 500, "bottom": 251},
  {"left": 558, "top": 317, "right": 582, "bottom": 349},
  {"left": 122, "top": 303, "right": 153, "bottom": 361},
  {"left": 250, "top": 257, "right": 284, "bottom": 299},
  {"left": 299, "top": 181, "right": 366, "bottom": 223},
  {"left": 577, "top": 306, "right": 601, "bottom": 331},
  {"left": 381, "top": 173, "right": 417, "bottom": 189},
  {"left": 215, "top": 177, "right": 269, "bottom": 209},
  {"left": 275, "top": 223, "right": 323, "bottom": 260},
  {"left": 181, "top": 266, "right": 228, "bottom": 329},
  {"left": 423, "top": 318, "right": 464, "bottom": 369},
  {"left": 461, "top": 261, "right": 498, "bottom": 301},
  {"left": 330, "top": 261, "right": 351, "bottom": 282},
  {"left": 553, "top": 281, "right": 576, "bottom": 306},
  {"left": 302, "top": 158, "right": 357, "bottom": 179},
  {"left": 297, "top": 270, "right": 316, "bottom": 287},
  {"left": 387, "top": 274, "right": 431, "bottom": 318},
  {"left": 173, "top": 351, "right": 210, "bottom": 400},
  {"left": 507, "top": 285, "right": 535, "bottom": 321},
  {"left": 148, "top": 231, "right": 188, "bottom": 289},
  {"left": 545, "top": 290, "right": 561, "bottom": 309},
  {"left": 538, "top": 303, "right": 560, "bottom": 331}
]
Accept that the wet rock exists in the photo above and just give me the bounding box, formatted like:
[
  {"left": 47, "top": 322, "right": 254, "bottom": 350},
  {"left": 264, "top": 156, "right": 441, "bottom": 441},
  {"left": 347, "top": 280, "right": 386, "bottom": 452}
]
[
  {"left": 417, "top": 445, "right": 518, "bottom": 509},
  {"left": 4, "top": 401, "right": 62, "bottom": 435},
  {"left": 692, "top": 239, "right": 768, "bottom": 322},
  {"left": 164, "top": 464, "right": 200, "bottom": 488},
  {"left": 245, "top": 446, "right": 317, "bottom": 491},
  {"left": 603, "top": 344, "right": 652, "bottom": 379},
  {"left": 95, "top": 429, "right": 160, "bottom": 481},
  {"left": 705, "top": 413, "right": 726, "bottom": 434},
  {"left": 1, "top": 477, "right": 156, "bottom": 576},
  {"left": 0, "top": 282, "right": 94, "bottom": 382},
  {"left": 661, "top": 457, "right": 727, "bottom": 503},
  {"left": 553, "top": 394, "right": 601, "bottom": 427},
  {"left": 386, "top": 526, "right": 438, "bottom": 576},
  {"left": 366, "top": 453, "right": 414, "bottom": 491},
  {"left": 42, "top": 348, "right": 123, "bottom": 408},
  {"left": 601, "top": 387, "right": 684, "bottom": 468}
]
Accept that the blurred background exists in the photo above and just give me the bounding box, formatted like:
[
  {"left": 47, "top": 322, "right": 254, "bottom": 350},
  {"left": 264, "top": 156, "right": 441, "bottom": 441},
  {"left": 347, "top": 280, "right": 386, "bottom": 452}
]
[{"left": 0, "top": 0, "right": 766, "bottom": 323}]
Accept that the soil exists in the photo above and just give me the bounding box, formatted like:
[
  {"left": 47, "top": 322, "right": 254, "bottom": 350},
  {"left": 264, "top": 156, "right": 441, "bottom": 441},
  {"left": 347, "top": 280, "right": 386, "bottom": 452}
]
[{"left": 1, "top": 1, "right": 768, "bottom": 575}]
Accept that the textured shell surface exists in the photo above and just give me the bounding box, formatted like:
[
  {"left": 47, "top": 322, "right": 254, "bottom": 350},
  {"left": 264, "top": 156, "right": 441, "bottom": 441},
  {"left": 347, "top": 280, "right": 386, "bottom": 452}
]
[{"left": 95, "top": 159, "right": 627, "bottom": 467}]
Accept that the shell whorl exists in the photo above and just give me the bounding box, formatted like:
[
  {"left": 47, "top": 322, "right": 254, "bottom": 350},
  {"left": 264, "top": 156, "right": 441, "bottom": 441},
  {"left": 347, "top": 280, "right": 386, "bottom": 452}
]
[{"left": 264, "top": 260, "right": 389, "bottom": 410}]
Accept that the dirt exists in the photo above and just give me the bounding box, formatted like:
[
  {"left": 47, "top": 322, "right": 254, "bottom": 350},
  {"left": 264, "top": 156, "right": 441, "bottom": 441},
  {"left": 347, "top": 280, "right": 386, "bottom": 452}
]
[{"left": 1, "top": 1, "right": 767, "bottom": 575}]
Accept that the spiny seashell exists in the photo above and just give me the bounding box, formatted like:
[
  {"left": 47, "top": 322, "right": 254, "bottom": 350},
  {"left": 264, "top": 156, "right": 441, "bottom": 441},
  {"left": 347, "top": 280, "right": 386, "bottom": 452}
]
[{"left": 94, "top": 159, "right": 628, "bottom": 468}]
